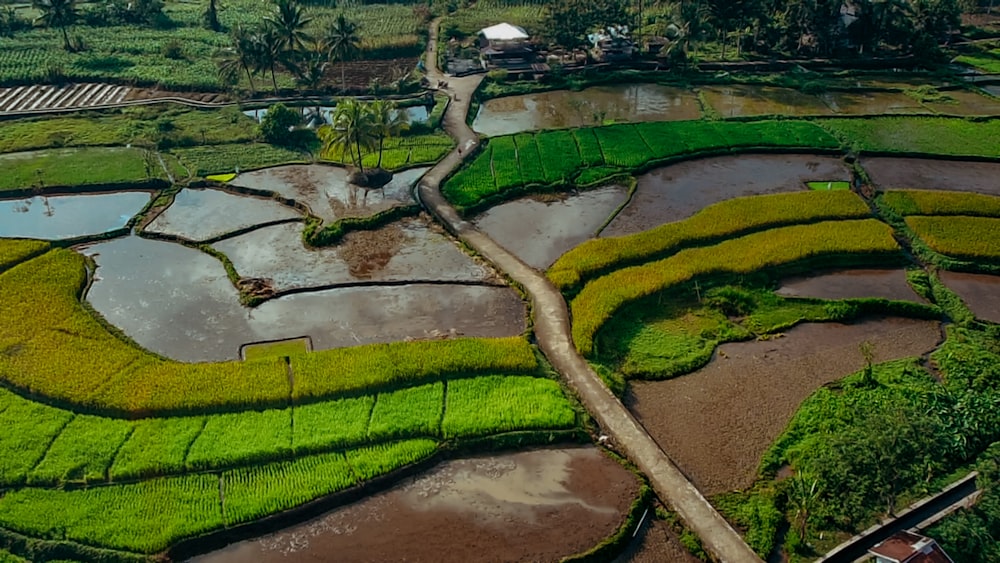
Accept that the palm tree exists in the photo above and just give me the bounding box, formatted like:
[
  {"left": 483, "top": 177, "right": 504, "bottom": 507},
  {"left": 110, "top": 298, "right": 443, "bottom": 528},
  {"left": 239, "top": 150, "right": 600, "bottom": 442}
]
[
  {"left": 291, "top": 41, "right": 328, "bottom": 94},
  {"left": 324, "top": 13, "right": 361, "bottom": 93},
  {"left": 217, "top": 24, "right": 261, "bottom": 95},
  {"left": 33, "top": 0, "right": 77, "bottom": 51},
  {"left": 321, "top": 99, "right": 375, "bottom": 173},
  {"left": 368, "top": 99, "right": 408, "bottom": 169},
  {"left": 256, "top": 25, "right": 284, "bottom": 95},
  {"left": 266, "top": 0, "right": 312, "bottom": 53}
]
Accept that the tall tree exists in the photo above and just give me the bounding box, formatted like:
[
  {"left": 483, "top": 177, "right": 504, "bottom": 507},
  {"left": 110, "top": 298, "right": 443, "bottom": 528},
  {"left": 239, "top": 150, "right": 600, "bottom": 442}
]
[
  {"left": 368, "top": 99, "right": 408, "bottom": 168},
  {"left": 256, "top": 25, "right": 284, "bottom": 95},
  {"left": 324, "top": 13, "right": 361, "bottom": 93},
  {"left": 542, "top": 0, "right": 628, "bottom": 49},
  {"left": 33, "top": 0, "right": 78, "bottom": 51},
  {"left": 203, "top": 0, "right": 221, "bottom": 32},
  {"left": 217, "top": 24, "right": 261, "bottom": 94},
  {"left": 322, "top": 99, "right": 375, "bottom": 172},
  {"left": 291, "top": 40, "right": 329, "bottom": 95},
  {"left": 266, "top": 0, "right": 312, "bottom": 52}
]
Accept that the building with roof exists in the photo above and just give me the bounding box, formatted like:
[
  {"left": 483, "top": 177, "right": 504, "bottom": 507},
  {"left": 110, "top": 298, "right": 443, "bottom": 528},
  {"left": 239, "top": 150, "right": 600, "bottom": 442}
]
[
  {"left": 478, "top": 23, "right": 537, "bottom": 70},
  {"left": 868, "top": 531, "right": 954, "bottom": 563}
]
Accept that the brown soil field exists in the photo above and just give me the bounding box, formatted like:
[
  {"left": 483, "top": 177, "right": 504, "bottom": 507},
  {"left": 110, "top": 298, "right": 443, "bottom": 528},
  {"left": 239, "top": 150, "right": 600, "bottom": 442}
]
[
  {"left": 775, "top": 268, "right": 925, "bottom": 303},
  {"left": 192, "top": 447, "right": 640, "bottom": 563},
  {"left": 627, "top": 317, "right": 942, "bottom": 495},
  {"left": 939, "top": 271, "right": 1000, "bottom": 323},
  {"left": 862, "top": 157, "right": 1000, "bottom": 194}
]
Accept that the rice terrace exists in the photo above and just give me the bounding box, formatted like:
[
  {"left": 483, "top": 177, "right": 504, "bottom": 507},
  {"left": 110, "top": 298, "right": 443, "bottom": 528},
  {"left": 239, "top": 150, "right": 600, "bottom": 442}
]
[{"left": 3, "top": 0, "right": 1000, "bottom": 561}]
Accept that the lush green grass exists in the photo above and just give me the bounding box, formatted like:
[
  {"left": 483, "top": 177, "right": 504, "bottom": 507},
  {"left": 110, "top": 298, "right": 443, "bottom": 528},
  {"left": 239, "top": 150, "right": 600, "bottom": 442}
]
[
  {"left": 321, "top": 132, "right": 454, "bottom": 171},
  {"left": 0, "top": 106, "right": 258, "bottom": 154},
  {"left": 242, "top": 338, "right": 309, "bottom": 360},
  {"left": 0, "top": 239, "right": 49, "bottom": 272},
  {"left": 442, "top": 0, "right": 546, "bottom": 37},
  {"left": 443, "top": 119, "right": 840, "bottom": 211},
  {"left": 955, "top": 48, "right": 1000, "bottom": 74},
  {"left": 549, "top": 191, "right": 871, "bottom": 291},
  {"left": 806, "top": 181, "right": 851, "bottom": 191},
  {"left": 819, "top": 117, "right": 1000, "bottom": 157},
  {"left": 906, "top": 215, "right": 1000, "bottom": 262},
  {"left": 571, "top": 219, "right": 901, "bottom": 355},
  {"left": 0, "top": 147, "right": 165, "bottom": 191},
  {"left": 881, "top": 190, "right": 1000, "bottom": 218},
  {"left": 171, "top": 143, "right": 308, "bottom": 177}
]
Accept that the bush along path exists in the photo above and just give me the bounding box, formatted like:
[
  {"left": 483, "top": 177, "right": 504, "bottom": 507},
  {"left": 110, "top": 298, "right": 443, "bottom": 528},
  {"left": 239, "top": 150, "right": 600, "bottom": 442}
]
[{"left": 416, "top": 19, "right": 763, "bottom": 563}]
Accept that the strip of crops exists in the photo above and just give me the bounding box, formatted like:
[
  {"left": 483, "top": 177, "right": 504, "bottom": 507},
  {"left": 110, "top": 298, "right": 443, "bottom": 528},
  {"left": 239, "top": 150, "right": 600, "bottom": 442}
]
[
  {"left": 171, "top": 143, "right": 307, "bottom": 177},
  {"left": 0, "top": 392, "right": 73, "bottom": 486},
  {"left": 345, "top": 439, "right": 438, "bottom": 482},
  {"left": 292, "top": 395, "right": 375, "bottom": 454},
  {"left": 549, "top": 191, "right": 871, "bottom": 290},
  {"left": 109, "top": 418, "right": 206, "bottom": 481},
  {"left": 368, "top": 382, "right": 444, "bottom": 441},
  {"left": 571, "top": 219, "right": 901, "bottom": 355},
  {"left": 881, "top": 190, "right": 1000, "bottom": 218},
  {"left": 27, "top": 415, "right": 132, "bottom": 486},
  {"left": 442, "top": 376, "right": 577, "bottom": 438},
  {"left": 291, "top": 337, "right": 538, "bottom": 401},
  {"left": 185, "top": 409, "right": 292, "bottom": 471},
  {"left": 443, "top": 0, "right": 547, "bottom": 36},
  {"left": 442, "top": 119, "right": 840, "bottom": 210},
  {"left": 0, "top": 250, "right": 538, "bottom": 413},
  {"left": 514, "top": 133, "right": 546, "bottom": 185},
  {"left": 0, "top": 239, "right": 48, "bottom": 272},
  {"left": 818, "top": 117, "right": 1000, "bottom": 157},
  {"left": 906, "top": 215, "right": 1000, "bottom": 261},
  {"left": 0, "top": 148, "right": 162, "bottom": 192}
]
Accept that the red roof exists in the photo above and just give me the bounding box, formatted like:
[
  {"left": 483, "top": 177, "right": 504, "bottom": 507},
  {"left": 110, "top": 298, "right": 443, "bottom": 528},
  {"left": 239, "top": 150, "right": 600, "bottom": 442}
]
[{"left": 869, "top": 531, "right": 954, "bottom": 563}]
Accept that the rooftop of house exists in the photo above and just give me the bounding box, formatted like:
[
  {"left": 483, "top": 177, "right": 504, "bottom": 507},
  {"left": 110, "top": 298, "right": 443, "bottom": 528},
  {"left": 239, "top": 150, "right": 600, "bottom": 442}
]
[{"left": 868, "top": 531, "right": 954, "bottom": 563}]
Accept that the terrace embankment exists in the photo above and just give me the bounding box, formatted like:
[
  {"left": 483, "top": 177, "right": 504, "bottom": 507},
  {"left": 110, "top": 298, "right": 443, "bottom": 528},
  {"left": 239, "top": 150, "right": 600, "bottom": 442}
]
[
  {"left": 863, "top": 157, "right": 1000, "bottom": 194},
  {"left": 600, "top": 154, "right": 850, "bottom": 237},
  {"left": 938, "top": 271, "right": 1000, "bottom": 323},
  {"left": 191, "top": 447, "right": 639, "bottom": 563},
  {"left": 627, "top": 317, "right": 942, "bottom": 495}
]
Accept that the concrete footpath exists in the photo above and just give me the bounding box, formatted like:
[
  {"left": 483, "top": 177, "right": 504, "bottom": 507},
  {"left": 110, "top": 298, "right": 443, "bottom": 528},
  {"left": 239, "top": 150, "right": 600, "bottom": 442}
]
[{"left": 416, "top": 19, "right": 763, "bottom": 563}]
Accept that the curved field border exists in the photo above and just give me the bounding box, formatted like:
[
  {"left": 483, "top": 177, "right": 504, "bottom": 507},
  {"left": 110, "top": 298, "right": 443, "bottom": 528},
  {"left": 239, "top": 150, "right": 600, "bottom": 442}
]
[
  {"left": 548, "top": 190, "right": 871, "bottom": 292},
  {"left": 0, "top": 245, "right": 539, "bottom": 416},
  {"left": 570, "top": 219, "right": 903, "bottom": 355}
]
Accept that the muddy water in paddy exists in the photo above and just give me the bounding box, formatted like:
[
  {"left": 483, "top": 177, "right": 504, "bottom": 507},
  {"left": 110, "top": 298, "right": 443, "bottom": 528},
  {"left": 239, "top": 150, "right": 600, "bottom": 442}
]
[
  {"left": 939, "top": 271, "right": 1000, "bottom": 323},
  {"left": 601, "top": 154, "right": 850, "bottom": 237},
  {"left": 701, "top": 85, "right": 835, "bottom": 117},
  {"left": 472, "top": 84, "right": 700, "bottom": 137},
  {"left": 145, "top": 188, "right": 301, "bottom": 242},
  {"left": 863, "top": 157, "right": 1000, "bottom": 195},
  {"left": 229, "top": 165, "right": 427, "bottom": 223},
  {"left": 81, "top": 237, "right": 525, "bottom": 362},
  {"left": 627, "top": 317, "right": 942, "bottom": 495},
  {"left": 473, "top": 186, "right": 629, "bottom": 269},
  {"left": 816, "top": 90, "right": 928, "bottom": 114},
  {"left": 776, "top": 268, "right": 925, "bottom": 303},
  {"left": 0, "top": 191, "right": 149, "bottom": 239},
  {"left": 213, "top": 216, "right": 493, "bottom": 291},
  {"left": 191, "top": 447, "right": 639, "bottom": 563}
]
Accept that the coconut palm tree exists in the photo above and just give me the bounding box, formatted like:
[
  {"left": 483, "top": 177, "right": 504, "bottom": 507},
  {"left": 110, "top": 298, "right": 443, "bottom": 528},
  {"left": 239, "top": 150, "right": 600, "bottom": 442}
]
[
  {"left": 33, "top": 0, "right": 77, "bottom": 51},
  {"left": 324, "top": 13, "right": 361, "bottom": 93},
  {"left": 217, "top": 24, "right": 262, "bottom": 94},
  {"left": 321, "top": 98, "right": 375, "bottom": 173},
  {"left": 368, "top": 99, "right": 409, "bottom": 169},
  {"left": 256, "top": 25, "right": 284, "bottom": 95},
  {"left": 266, "top": 0, "right": 312, "bottom": 53}
]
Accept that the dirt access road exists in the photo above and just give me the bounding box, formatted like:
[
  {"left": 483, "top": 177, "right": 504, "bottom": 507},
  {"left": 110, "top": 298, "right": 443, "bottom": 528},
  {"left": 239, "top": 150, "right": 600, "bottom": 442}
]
[{"left": 416, "top": 18, "right": 763, "bottom": 563}]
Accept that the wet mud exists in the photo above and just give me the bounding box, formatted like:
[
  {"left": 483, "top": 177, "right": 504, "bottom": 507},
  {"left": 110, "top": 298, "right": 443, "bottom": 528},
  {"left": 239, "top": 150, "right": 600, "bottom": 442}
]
[
  {"left": 862, "top": 157, "right": 1000, "bottom": 195},
  {"left": 473, "top": 186, "right": 629, "bottom": 269},
  {"left": 628, "top": 317, "right": 942, "bottom": 495},
  {"left": 776, "top": 268, "right": 925, "bottom": 303},
  {"left": 191, "top": 447, "right": 640, "bottom": 563},
  {"left": 601, "top": 154, "right": 849, "bottom": 237},
  {"left": 938, "top": 271, "right": 1000, "bottom": 324}
]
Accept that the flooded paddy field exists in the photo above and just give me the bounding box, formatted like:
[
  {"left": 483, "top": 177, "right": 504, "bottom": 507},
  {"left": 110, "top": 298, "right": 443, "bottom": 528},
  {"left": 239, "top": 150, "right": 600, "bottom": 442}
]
[
  {"left": 81, "top": 236, "right": 525, "bottom": 362},
  {"left": 702, "top": 85, "right": 835, "bottom": 117},
  {"left": 0, "top": 191, "right": 149, "bottom": 239},
  {"left": 862, "top": 157, "right": 1000, "bottom": 195},
  {"left": 816, "top": 90, "right": 928, "bottom": 114},
  {"left": 776, "top": 268, "right": 925, "bottom": 303},
  {"left": 474, "top": 186, "right": 629, "bottom": 269},
  {"left": 628, "top": 317, "right": 942, "bottom": 494},
  {"left": 229, "top": 165, "right": 428, "bottom": 223},
  {"left": 939, "top": 271, "right": 1000, "bottom": 324},
  {"left": 601, "top": 154, "right": 849, "bottom": 237},
  {"left": 192, "top": 447, "right": 639, "bottom": 563},
  {"left": 214, "top": 216, "right": 493, "bottom": 291},
  {"left": 145, "top": 187, "right": 302, "bottom": 242},
  {"left": 472, "top": 84, "right": 700, "bottom": 137}
]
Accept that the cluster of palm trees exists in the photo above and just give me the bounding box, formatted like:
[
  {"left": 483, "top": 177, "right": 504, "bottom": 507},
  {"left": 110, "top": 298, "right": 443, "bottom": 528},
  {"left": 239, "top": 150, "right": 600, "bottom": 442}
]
[
  {"left": 218, "top": 0, "right": 361, "bottom": 95},
  {"left": 320, "top": 98, "right": 409, "bottom": 177}
]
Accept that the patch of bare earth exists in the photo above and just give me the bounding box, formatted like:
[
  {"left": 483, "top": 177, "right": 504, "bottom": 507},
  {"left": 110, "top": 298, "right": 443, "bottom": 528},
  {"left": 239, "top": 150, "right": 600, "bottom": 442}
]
[
  {"left": 337, "top": 222, "right": 406, "bottom": 278},
  {"left": 627, "top": 317, "right": 942, "bottom": 495},
  {"left": 862, "top": 157, "right": 1000, "bottom": 194},
  {"left": 615, "top": 511, "right": 702, "bottom": 563}
]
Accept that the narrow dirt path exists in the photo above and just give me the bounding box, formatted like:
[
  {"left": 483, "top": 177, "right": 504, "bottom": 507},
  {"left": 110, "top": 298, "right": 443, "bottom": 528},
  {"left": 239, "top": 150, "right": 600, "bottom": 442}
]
[{"left": 416, "top": 18, "right": 763, "bottom": 563}]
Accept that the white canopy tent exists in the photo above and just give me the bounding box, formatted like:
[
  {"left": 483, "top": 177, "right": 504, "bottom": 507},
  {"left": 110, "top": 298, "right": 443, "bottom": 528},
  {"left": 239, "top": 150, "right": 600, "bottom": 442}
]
[{"left": 479, "top": 23, "right": 529, "bottom": 41}]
